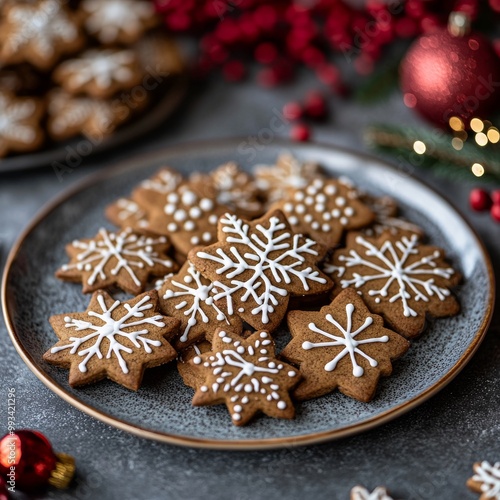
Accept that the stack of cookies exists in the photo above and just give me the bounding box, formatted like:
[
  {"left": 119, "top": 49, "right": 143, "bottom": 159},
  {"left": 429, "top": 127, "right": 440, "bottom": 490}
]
[
  {"left": 45, "top": 154, "right": 461, "bottom": 426},
  {"left": 0, "top": 0, "right": 183, "bottom": 158}
]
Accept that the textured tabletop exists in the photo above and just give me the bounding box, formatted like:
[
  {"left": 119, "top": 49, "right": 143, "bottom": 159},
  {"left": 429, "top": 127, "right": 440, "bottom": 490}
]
[{"left": 0, "top": 76, "right": 499, "bottom": 500}]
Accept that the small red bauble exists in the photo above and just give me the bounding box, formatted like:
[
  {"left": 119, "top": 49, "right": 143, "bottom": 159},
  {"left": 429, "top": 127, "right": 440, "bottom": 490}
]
[
  {"left": 283, "top": 102, "right": 303, "bottom": 121},
  {"left": 469, "top": 188, "right": 491, "bottom": 212},
  {"left": 491, "top": 203, "right": 500, "bottom": 222},
  {"left": 400, "top": 27, "right": 500, "bottom": 126},
  {"left": 290, "top": 123, "right": 311, "bottom": 142},
  {"left": 304, "top": 91, "right": 328, "bottom": 120},
  {"left": 0, "top": 431, "right": 74, "bottom": 492},
  {"left": 491, "top": 189, "right": 500, "bottom": 206}
]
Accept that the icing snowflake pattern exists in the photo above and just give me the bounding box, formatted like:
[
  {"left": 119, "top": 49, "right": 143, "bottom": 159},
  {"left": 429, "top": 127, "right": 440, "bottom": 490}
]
[
  {"left": 0, "top": 93, "right": 42, "bottom": 153},
  {"left": 196, "top": 213, "right": 328, "bottom": 326},
  {"left": 81, "top": 0, "right": 156, "bottom": 44},
  {"left": 60, "top": 228, "right": 173, "bottom": 290},
  {"left": 470, "top": 462, "right": 500, "bottom": 499},
  {"left": 351, "top": 486, "right": 394, "bottom": 500},
  {"left": 114, "top": 199, "right": 148, "bottom": 228},
  {"left": 51, "top": 294, "right": 165, "bottom": 374},
  {"left": 303, "top": 303, "right": 388, "bottom": 377},
  {"left": 332, "top": 234, "right": 455, "bottom": 318},
  {"left": 192, "top": 330, "right": 298, "bottom": 424},
  {"left": 162, "top": 263, "right": 230, "bottom": 343},
  {"left": 57, "top": 49, "right": 138, "bottom": 92}
]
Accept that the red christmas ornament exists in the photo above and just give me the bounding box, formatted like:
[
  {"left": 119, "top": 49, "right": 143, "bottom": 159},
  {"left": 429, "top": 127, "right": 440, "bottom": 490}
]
[
  {"left": 469, "top": 188, "right": 491, "bottom": 211},
  {"left": 0, "top": 431, "right": 75, "bottom": 493},
  {"left": 400, "top": 22, "right": 500, "bottom": 127}
]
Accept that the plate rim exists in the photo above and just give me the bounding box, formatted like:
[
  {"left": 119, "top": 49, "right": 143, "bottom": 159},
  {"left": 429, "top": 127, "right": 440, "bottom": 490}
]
[{"left": 2, "top": 138, "right": 495, "bottom": 450}]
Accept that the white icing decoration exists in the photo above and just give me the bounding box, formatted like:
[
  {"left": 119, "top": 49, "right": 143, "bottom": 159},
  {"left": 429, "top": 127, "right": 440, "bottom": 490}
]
[
  {"left": 4, "top": 0, "right": 79, "bottom": 60},
  {"left": 58, "top": 49, "right": 137, "bottom": 90},
  {"left": 471, "top": 462, "right": 500, "bottom": 499},
  {"left": 199, "top": 332, "right": 295, "bottom": 419},
  {"left": 51, "top": 294, "right": 165, "bottom": 374},
  {"left": 82, "top": 0, "right": 155, "bottom": 44},
  {"left": 140, "top": 169, "right": 182, "bottom": 194},
  {"left": 336, "top": 234, "right": 454, "bottom": 318},
  {"left": 350, "top": 486, "right": 394, "bottom": 500},
  {"left": 114, "top": 198, "right": 148, "bottom": 228},
  {"left": 196, "top": 213, "right": 327, "bottom": 325},
  {"left": 0, "top": 93, "right": 38, "bottom": 145},
  {"left": 302, "top": 303, "right": 388, "bottom": 377},
  {"left": 283, "top": 179, "right": 359, "bottom": 233},
  {"left": 61, "top": 228, "right": 172, "bottom": 287},
  {"left": 163, "top": 262, "right": 230, "bottom": 343}
]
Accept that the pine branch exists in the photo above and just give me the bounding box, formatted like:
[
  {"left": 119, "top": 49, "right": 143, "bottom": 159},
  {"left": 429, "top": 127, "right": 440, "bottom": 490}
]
[{"left": 365, "top": 123, "right": 500, "bottom": 183}]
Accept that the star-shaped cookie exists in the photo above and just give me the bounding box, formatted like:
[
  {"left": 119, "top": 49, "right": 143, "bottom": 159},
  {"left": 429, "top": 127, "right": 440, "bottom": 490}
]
[
  {"left": 56, "top": 227, "right": 177, "bottom": 295},
  {"left": 324, "top": 231, "right": 461, "bottom": 338},
  {"left": 44, "top": 291, "right": 179, "bottom": 391},
  {"left": 189, "top": 209, "right": 333, "bottom": 333},
  {"left": 281, "top": 289, "right": 409, "bottom": 402},
  {"left": 467, "top": 461, "right": 500, "bottom": 500},
  {"left": 191, "top": 328, "right": 300, "bottom": 426}
]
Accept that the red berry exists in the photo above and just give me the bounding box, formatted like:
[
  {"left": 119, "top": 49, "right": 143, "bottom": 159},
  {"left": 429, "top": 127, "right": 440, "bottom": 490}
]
[
  {"left": 491, "top": 189, "right": 500, "bottom": 206},
  {"left": 491, "top": 204, "right": 500, "bottom": 222},
  {"left": 222, "top": 60, "right": 246, "bottom": 82},
  {"left": 283, "top": 101, "right": 303, "bottom": 121},
  {"left": 469, "top": 188, "right": 492, "bottom": 212},
  {"left": 304, "top": 91, "right": 327, "bottom": 120},
  {"left": 254, "top": 42, "right": 278, "bottom": 64},
  {"left": 290, "top": 123, "right": 310, "bottom": 142}
]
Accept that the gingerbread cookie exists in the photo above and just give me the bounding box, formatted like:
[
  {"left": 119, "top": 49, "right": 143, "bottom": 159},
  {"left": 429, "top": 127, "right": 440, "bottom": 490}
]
[
  {"left": 191, "top": 328, "right": 300, "bottom": 426},
  {"left": 105, "top": 198, "right": 151, "bottom": 235},
  {"left": 135, "top": 33, "right": 184, "bottom": 77},
  {"left": 56, "top": 227, "right": 177, "bottom": 295},
  {"left": 53, "top": 48, "right": 143, "bottom": 99},
  {"left": 0, "top": 0, "right": 84, "bottom": 70},
  {"left": 254, "top": 153, "right": 325, "bottom": 205},
  {"left": 139, "top": 179, "right": 231, "bottom": 256},
  {"left": 177, "top": 341, "right": 212, "bottom": 390},
  {"left": 79, "top": 0, "right": 158, "bottom": 45},
  {"left": 0, "top": 91, "right": 44, "bottom": 157},
  {"left": 467, "top": 461, "right": 500, "bottom": 500},
  {"left": 351, "top": 486, "right": 394, "bottom": 500},
  {"left": 273, "top": 178, "right": 374, "bottom": 248},
  {"left": 281, "top": 289, "right": 409, "bottom": 402},
  {"left": 44, "top": 290, "right": 179, "bottom": 390},
  {"left": 360, "top": 194, "right": 424, "bottom": 238},
  {"left": 47, "top": 89, "right": 128, "bottom": 140},
  {"left": 325, "top": 231, "right": 460, "bottom": 338},
  {"left": 189, "top": 210, "right": 333, "bottom": 333},
  {"left": 159, "top": 261, "right": 242, "bottom": 350},
  {"left": 191, "top": 162, "right": 264, "bottom": 218}
]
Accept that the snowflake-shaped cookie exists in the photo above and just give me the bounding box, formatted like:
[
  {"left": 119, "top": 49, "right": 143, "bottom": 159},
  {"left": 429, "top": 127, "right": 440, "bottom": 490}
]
[
  {"left": 56, "top": 227, "right": 177, "bottom": 295},
  {"left": 105, "top": 198, "right": 151, "bottom": 235},
  {"left": 80, "top": 0, "right": 158, "bottom": 45},
  {"left": 360, "top": 194, "right": 424, "bottom": 238},
  {"left": 0, "top": 91, "right": 44, "bottom": 157},
  {"left": 281, "top": 289, "right": 409, "bottom": 402},
  {"left": 135, "top": 33, "right": 184, "bottom": 78},
  {"left": 254, "top": 153, "right": 325, "bottom": 205},
  {"left": 351, "top": 486, "right": 394, "bottom": 500},
  {"left": 467, "top": 461, "right": 500, "bottom": 500},
  {"left": 47, "top": 89, "right": 128, "bottom": 141},
  {"left": 53, "top": 49, "right": 143, "bottom": 99},
  {"left": 273, "top": 178, "right": 374, "bottom": 248},
  {"left": 325, "top": 231, "right": 460, "bottom": 338},
  {"left": 159, "top": 261, "right": 242, "bottom": 350},
  {"left": 44, "top": 291, "right": 179, "bottom": 390},
  {"left": 191, "top": 162, "right": 264, "bottom": 218},
  {"left": 191, "top": 328, "right": 300, "bottom": 426},
  {"left": 140, "top": 180, "right": 231, "bottom": 256},
  {"left": 190, "top": 210, "right": 332, "bottom": 332},
  {"left": 177, "top": 341, "right": 213, "bottom": 390},
  {"left": 0, "top": 0, "right": 84, "bottom": 70}
]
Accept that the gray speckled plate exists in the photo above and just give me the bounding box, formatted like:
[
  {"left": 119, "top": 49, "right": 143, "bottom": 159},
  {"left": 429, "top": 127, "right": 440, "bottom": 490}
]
[{"left": 2, "top": 140, "right": 494, "bottom": 449}]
